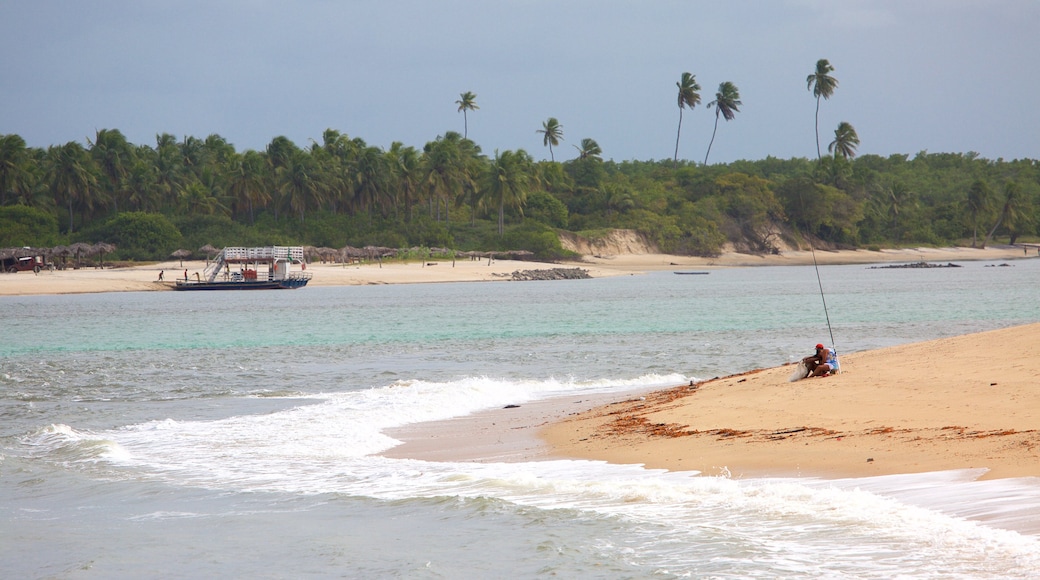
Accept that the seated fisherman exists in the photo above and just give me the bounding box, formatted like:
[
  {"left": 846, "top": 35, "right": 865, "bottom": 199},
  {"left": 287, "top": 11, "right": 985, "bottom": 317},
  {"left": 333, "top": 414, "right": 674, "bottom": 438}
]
[{"left": 802, "top": 343, "right": 839, "bottom": 377}]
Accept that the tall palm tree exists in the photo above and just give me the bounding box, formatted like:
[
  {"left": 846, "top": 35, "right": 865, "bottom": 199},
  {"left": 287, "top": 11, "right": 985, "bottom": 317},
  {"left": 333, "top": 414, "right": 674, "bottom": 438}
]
[
  {"left": 704, "top": 82, "right": 742, "bottom": 165},
  {"left": 456, "top": 91, "right": 479, "bottom": 139},
  {"left": 807, "top": 58, "right": 838, "bottom": 160},
  {"left": 45, "top": 141, "right": 97, "bottom": 233},
  {"left": 353, "top": 145, "right": 390, "bottom": 218},
  {"left": 422, "top": 131, "right": 477, "bottom": 222},
  {"left": 573, "top": 138, "right": 602, "bottom": 161},
  {"left": 537, "top": 117, "right": 563, "bottom": 162},
  {"left": 966, "top": 179, "right": 995, "bottom": 248},
  {"left": 89, "top": 128, "right": 132, "bottom": 213},
  {"left": 484, "top": 149, "right": 533, "bottom": 236},
  {"left": 981, "top": 181, "right": 1022, "bottom": 248},
  {"left": 153, "top": 133, "right": 182, "bottom": 211},
  {"left": 0, "top": 134, "right": 32, "bottom": 206},
  {"left": 227, "top": 150, "right": 271, "bottom": 224},
  {"left": 674, "top": 72, "right": 701, "bottom": 166},
  {"left": 279, "top": 148, "right": 323, "bottom": 222},
  {"left": 828, "top": 121, "right": 860, "bottom": 160},
  {"left": 387, "top": 142, "right": 422, "bottom": 221}
]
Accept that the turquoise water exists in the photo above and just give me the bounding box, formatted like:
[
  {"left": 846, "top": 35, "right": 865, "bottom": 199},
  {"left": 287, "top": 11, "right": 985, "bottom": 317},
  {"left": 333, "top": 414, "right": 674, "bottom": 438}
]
[{"left": 2, "top": 259, "right": 1040, "bottom": 578}]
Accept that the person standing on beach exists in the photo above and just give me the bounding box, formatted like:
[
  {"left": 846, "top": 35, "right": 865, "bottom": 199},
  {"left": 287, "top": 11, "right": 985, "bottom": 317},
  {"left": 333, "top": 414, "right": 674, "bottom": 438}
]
[
  {"left": 803, "top": 343, "right": 839, "bottom": 376},
  {"left": 184, "top": 269, "right": 188, "bottom": 281},
  {"left": 157, "top": 270, "right": 164, "bottom": 281}
]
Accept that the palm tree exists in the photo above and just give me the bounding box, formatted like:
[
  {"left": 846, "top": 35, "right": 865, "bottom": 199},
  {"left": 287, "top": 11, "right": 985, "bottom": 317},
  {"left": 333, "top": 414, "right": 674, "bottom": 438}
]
[
  {"left": 966, "top": 179, "right": 995, "bottom": 248},
  {"left": 456, "top": 91, "right": 479, "bottom": 139},
  {"left": 89, "top": 128, "right": 132, "bottom": 213},
  {"left": 45, "top": 141, "right": 98, "bottom": 232},
  {"left": 353, "top": 145, "right": 390, "bottom": 218},
  {"left": 573, "top": 138, "right": 602, "bottom": 161},
  {"left": 387, "top": 142, "right": 422, "bottom": 221},
  {"left": 828, "top": 122, "right": 860, "bottom": 160},
  {"left": 704, "top": 82, "right": 742, "bottom": 165},
  {"left": 981, "top": 181, "right": 1023, "bottom": 248},
  {"left": 423, "top": 131, "right": 477, "bottom": 222},
  {"left": 279, "top": 148, "right": 323, "bottom": 222},
  {"left": 227, "top": 150, "right": 271, "bottom": 224},
  {"left": 807, "top": 59, "right": 838, "bottom": 160},
  {"left": 0, "top": 134, "right": 32, "bottom": 206},
  {"left": 153, "top": 133, "right": 182, "bottom": 211},
  {"left": 484, "top": 149, "right": 533, "bottom": 236},
  {"left": 674, "top": 72, "right": 701, "bottom": 166},
  {"left": 537, "top": 117, "right": 563, "bottom": 162}
]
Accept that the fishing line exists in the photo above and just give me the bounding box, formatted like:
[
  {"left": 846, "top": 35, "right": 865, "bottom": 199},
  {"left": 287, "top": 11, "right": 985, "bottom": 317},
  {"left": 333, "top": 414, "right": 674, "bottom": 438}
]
[
  {"left": 808, "top": 239, "right": 837, "bottom": 352},
  {"left": 797, "top": 187, "right": 837, "bottom": 354}
]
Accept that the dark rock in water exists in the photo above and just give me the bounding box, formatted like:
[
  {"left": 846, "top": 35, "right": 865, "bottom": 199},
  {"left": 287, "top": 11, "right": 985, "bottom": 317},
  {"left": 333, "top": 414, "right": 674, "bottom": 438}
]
[
  {"left": 503, "top": 404, "right": 521, "bottom": 409},
  {"left": 510, "top": 268, "right": 591, "bottom": 281},
  {"left": 868, "top": 261, "right": 962, "bottom": 269}
]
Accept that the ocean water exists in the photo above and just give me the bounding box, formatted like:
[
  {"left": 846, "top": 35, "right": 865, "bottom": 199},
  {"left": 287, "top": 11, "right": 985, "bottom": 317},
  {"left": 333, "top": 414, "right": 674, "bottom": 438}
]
[{"left": 2, "top": 259, "right": 1040, "bottom": 578}]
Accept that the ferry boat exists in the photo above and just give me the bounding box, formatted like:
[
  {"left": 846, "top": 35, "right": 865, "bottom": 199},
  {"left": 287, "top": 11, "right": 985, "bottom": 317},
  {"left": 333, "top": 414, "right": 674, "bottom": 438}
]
[{"left": 173, "top": 246, "right": 312, "bottom": 290}]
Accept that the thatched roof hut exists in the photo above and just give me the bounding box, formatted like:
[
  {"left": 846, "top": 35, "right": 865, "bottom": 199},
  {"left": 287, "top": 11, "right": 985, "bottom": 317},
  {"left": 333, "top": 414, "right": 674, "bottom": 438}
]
[{"left": 170, "top": 248, "right": 192, "bottom": 267}]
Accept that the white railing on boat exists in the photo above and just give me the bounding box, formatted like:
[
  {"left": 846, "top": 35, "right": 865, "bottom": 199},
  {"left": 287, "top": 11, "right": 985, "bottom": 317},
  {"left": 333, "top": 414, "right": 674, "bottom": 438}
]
[{"left": 221, "top": 246, "right": 304, "bottom": 262}]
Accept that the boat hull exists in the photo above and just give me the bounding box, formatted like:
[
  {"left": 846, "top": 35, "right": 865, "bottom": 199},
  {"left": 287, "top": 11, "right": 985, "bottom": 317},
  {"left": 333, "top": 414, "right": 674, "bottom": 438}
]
[{"left": 173, "top": 279, "right": 309, "bottom": 291}]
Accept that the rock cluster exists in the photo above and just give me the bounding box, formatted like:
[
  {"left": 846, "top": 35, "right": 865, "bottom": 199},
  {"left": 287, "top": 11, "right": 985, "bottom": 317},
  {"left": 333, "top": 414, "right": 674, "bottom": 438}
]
[
  {"left": 510, "top": 268, "right": 591, "bottom": 281},
  {"left": 868, "top": 261, "right": 962, "bottom": 269}
]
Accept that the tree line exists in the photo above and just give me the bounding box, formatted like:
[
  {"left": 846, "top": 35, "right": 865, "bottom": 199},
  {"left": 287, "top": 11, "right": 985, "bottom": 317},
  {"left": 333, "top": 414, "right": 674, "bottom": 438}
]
[{"left": 1, "top": 60, "right": 1037, "bottom": 261}]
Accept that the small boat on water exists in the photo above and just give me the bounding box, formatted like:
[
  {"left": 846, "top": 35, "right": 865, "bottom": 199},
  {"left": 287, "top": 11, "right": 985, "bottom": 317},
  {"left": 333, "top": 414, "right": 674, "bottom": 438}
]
[{"left": 174, "top": 246, "right": 312, "bottom": 291}]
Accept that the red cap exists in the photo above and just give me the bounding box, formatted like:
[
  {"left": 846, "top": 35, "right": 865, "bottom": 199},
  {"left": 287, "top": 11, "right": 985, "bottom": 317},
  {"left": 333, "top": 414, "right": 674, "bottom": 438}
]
[{"left": 815, "top": 343, "right": 824, "bottom": 349}]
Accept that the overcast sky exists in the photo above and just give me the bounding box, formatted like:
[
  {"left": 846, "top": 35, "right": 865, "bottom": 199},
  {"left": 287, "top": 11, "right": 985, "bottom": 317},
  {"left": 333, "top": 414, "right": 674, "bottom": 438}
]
[{"left": 2, "top": 1, "right": 1037, "bottom": 164}]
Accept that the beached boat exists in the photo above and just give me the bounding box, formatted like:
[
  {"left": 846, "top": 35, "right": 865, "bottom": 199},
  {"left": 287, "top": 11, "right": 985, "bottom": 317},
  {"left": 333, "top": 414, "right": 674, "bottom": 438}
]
[{"left": 173, "top": 246, "right": 312, "bottom": 291}]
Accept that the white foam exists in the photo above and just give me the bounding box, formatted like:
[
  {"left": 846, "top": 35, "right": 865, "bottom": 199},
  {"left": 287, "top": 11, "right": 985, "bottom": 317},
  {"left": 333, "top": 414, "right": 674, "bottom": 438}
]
[{"left": 27, "top": 376, "right": 1040, "bottom": 576}]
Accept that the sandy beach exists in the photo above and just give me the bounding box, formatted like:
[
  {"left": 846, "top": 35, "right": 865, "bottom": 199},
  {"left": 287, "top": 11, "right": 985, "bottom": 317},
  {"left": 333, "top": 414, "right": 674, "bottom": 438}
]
[
  {"left": 542, "top": 322, "right": 1040, "bottom": 480},
  {"left": 386, "top": 323, "right": 1040, "bottom": 482},
  {"left": 0, "top": 244, "right": 1031, "bottom": 296}
]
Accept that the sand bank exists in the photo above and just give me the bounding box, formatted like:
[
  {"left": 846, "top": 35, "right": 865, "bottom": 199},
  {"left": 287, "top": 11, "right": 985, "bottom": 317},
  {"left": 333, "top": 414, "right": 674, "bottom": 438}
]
[
  {"left": 542, "top": 323, "right": 1040, "bottom": 480},
  {"left": 384, "top": 323, "right": 1040, "bottom": 481},
  {"left": 0, "top": 245, "right": 1032, "bottom": 297}
]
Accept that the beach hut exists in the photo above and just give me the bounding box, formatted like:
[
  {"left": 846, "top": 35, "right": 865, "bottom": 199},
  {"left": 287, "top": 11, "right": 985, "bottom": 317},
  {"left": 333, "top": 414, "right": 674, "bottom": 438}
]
[
  {"left": 92, "top": 242, "right": 116, "bottom": 269},
  {"left": 171, "top": 248, "right": 191, "bottom": 267},
  {"left": 68, "top": 242, "right": 94, "bottom": 269}
]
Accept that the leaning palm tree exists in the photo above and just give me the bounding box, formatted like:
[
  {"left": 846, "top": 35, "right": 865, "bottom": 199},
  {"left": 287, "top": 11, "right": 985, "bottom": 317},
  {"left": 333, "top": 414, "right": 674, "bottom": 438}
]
[
  {"left": 673, "top": 72, "right": 702, "bottom": 166},
  {"left": 981, "top": 181, "right": 1022, "bottom": 249},
  {"left": 573, "top": 138, "right": 602, "bottom": 161},
  {"left": 455, "top": 91, "right": 479, "bottom": 139},
  {"left": 704, "top": 82, "right": 742, "bottom": 165},
  {"left": 828, "top": 121, "right": 860, "bottom": 160},
  {"left": 537, "top": 117, "right": 563, "bottom": 162},
  {"left": 807, "top": 58, "right": 839, "bottom": 160}
]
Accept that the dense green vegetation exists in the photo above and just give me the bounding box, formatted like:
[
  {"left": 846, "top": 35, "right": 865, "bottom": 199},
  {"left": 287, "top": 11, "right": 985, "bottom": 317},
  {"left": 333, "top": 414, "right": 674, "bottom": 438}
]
[
  {"left": 2, "top": 60, "right": 1038, "bottom": 261},
  {"left": 1, "top": 127, "right": 1038, "bottom": 262}
]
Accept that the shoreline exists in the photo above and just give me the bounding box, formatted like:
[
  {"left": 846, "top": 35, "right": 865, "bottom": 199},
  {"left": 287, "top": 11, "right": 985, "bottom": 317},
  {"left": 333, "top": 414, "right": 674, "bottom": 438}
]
[
  {"left": 542, "top": 323, "right": 1040, "bottom": 481},
  {"left": 0, "top": 245, "right": 1033, "bottom": 297},
  {"left": 382, "top": 323, "right": 1040, "bottom": 482}
]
